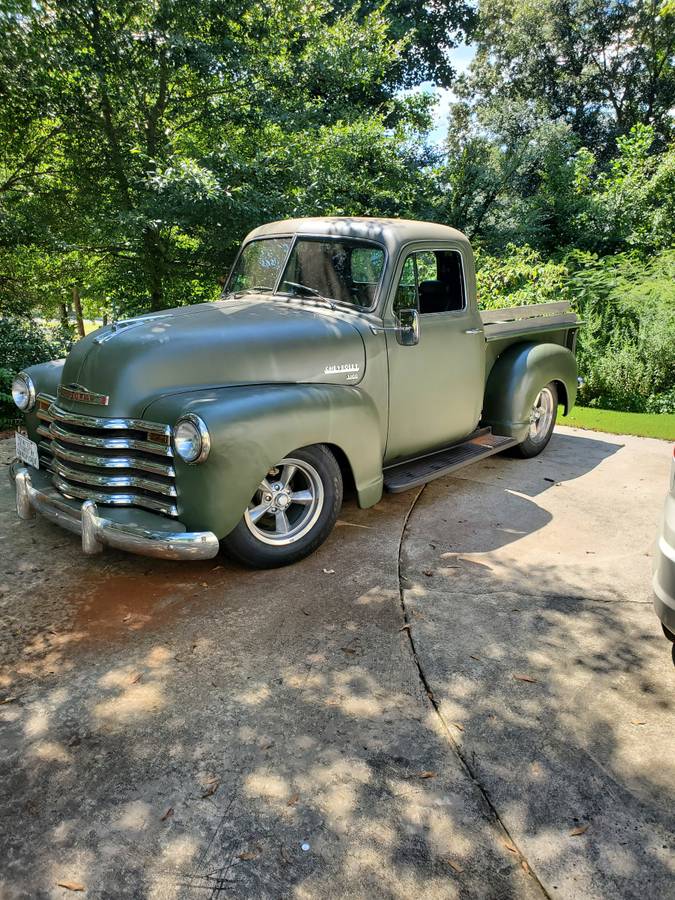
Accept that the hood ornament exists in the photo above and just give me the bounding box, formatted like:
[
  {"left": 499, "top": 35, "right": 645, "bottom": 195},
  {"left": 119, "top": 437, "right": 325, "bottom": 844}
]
[{"left": 57, "top": 383, "right": 109, "bottom": 406}]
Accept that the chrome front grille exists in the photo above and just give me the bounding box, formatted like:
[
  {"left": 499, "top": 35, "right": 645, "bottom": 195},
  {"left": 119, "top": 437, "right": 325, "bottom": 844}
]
[{"left": 36, "top": 395, "right": 177, "bottom": 517}]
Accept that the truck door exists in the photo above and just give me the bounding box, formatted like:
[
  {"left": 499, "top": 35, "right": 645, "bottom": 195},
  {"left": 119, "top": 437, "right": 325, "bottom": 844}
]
[{"left": 384, "top": 245, "right": 485, "bottom": 462}]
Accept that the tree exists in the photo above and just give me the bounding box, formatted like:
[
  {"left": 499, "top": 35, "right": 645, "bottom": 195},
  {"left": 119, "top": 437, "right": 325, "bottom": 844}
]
[
  {"left": 460, "top": 0, "right": 675, "bottom": 153},
  {"left": 434, "top": 98, "right": 584, "bottom": 249},
  {"left": 336, "top": 0, "right": 476, "bottom": 88},
  {"left": 0, "top": 0, "right": 436, "bottom": 315}
]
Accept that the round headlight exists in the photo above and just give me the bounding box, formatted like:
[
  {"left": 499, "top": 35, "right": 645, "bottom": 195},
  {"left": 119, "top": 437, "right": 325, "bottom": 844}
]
[
  {"left": 12, "top": 372, "right": 36, "bottom": 411},
  {"left": 173, "top": 414, "right": 210, "bottom": 464}
]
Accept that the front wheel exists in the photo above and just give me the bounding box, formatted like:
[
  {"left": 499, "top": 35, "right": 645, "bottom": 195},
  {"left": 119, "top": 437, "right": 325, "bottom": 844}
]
[
  {"left": 221, "top": 444, "right": 343, "bottom": 569},
  {"left": 511, "top": 382, "right": 558, "bottom": 459}
]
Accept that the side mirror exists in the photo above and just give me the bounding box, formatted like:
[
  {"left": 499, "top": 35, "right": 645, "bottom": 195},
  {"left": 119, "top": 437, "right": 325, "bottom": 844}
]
[{"left": 396, "top": 308, "right": 419, "bottom": 346}]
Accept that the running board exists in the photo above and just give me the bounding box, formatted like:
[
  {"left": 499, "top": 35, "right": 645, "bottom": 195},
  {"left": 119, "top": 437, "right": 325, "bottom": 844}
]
[{"left": 383, "top": 431, "right": 518, "bottom": 493}]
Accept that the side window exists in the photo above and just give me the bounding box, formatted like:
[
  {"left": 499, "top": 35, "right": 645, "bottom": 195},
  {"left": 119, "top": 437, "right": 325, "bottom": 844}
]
[
  {"left": 393, "top": 248, "right": 466, "bottom": 317},
  {"left": 418, "top": 250, "right": 465, "bottom": 314}
]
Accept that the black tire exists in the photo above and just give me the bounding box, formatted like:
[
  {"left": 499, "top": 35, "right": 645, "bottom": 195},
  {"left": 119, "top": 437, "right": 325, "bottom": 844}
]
[
  {"left": 221, "top": 444, "right": 343, "bottom": 569},
  {"left": 662, "top": 623, "right": 675, "bottom": 643},
  {"left": 511, "top": 381, "right": 558, "bottom": 459}
]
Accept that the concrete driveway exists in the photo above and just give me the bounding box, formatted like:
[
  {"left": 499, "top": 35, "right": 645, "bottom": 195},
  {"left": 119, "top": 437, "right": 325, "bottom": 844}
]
[{"left": 0, "top": 427, "right": 673, "bottom": 899}]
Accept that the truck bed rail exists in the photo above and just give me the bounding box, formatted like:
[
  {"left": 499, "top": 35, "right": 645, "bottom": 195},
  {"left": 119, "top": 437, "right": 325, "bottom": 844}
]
[{"left": 480, "top": 301, "right": 578, "bottom": 341}]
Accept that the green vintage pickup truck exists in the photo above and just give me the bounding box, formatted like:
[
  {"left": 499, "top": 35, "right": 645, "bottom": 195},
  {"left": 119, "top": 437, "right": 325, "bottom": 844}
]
[{"left": 10, "top": 217, "right": 579, "bottom": 567}]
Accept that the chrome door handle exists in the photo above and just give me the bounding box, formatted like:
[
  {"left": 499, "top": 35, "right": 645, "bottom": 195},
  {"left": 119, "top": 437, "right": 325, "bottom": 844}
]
[{"left": 464, "top": 328, "right": 483, "bottom": 334}]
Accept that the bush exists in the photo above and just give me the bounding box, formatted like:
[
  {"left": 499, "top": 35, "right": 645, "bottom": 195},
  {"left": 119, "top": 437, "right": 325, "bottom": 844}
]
[
  {"left": 569, "top": 250, "right": 675, "bottom": 412},
  {"left": 646, "top": 389, "right": 675, "bottom": 415},
  {"left": 0, "top": 318, "right": 72, "bottom": 428},
  {"left": 475, "top": 245, "right": 675, "bottom": 414},
  {"left": 475, "top": 244, "right": 572, "bottom": 309}
]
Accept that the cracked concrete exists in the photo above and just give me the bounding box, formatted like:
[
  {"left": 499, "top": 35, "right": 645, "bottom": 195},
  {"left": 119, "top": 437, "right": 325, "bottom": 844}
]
[{"left": 0, "top": 426, "right": 673, "bottom": 899}]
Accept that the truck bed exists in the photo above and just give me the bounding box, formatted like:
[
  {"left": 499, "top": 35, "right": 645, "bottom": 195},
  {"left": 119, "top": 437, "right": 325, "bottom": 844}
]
[{"left": 480, "top": 301, "right": 578, "bottom": 341}]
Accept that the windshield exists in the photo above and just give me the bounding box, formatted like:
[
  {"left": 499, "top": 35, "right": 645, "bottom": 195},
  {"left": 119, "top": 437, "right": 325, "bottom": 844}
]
[
  {"left": 225, "top": 236, "right": 386, "bottom": 309},
  {"left": 280, "top": 238, "right": 385, "bottom": 308},
  {"left": 227, "top": 237, "right": 292, "bottom": 294}
]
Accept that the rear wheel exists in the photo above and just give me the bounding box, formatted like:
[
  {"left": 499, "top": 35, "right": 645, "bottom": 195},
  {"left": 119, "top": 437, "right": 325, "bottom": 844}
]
[
  {"left": 662, "top": 623, "right": 675, "bottom": 643},
  {"left": 512, "top": 382, "right": 558, "bottom": 459},
  {"left": 221, "top": 444, "right": 343, "bottom": 569}
]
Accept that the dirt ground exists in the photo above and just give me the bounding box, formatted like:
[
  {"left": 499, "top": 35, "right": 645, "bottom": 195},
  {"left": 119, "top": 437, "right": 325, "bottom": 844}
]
[{"left": 0, "top": 427, "right": 673, "bottom": 899}]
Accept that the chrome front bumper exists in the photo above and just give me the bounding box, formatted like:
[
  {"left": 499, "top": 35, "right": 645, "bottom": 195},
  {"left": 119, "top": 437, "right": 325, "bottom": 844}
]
[{"left": 9, "top": 462, "right": 219, "bottom": 561}]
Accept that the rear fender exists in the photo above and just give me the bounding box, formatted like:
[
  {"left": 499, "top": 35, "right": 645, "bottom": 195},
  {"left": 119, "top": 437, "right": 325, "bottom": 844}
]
[
  {"left": 145, "top": 384, "right": 384, "bottom": 539},
  {"left": 482, "top": 342, "right": 577, "bottom": 442}
]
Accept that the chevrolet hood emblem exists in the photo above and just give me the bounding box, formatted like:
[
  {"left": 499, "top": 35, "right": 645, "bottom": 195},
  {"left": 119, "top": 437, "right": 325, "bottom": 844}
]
[{"left": 57, "top": 383, "right": 110, "bottom": 406}]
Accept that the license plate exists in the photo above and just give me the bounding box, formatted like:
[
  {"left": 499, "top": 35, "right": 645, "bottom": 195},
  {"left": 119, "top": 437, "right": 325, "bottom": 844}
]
[{"left": 15, "top": 432, "right": 39, "bottom": 469}]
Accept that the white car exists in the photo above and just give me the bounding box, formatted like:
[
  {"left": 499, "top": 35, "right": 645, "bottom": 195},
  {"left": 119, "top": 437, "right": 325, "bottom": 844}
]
[{"left": 654, "top": 446, "right": 675, "bottom": 642}]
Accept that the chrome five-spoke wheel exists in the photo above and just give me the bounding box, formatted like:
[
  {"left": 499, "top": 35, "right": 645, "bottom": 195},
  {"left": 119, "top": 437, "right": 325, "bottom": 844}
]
[
  {"left": 244, "top": 458, "right": 324, "bottom": 545},
  {"left": 221, "top": 444, "right": 343, "bottom": 568},
  {"left": 511, "top": 381, "right": 558, "bottom": 458},
  {"left": 529, "top": 386, "right": 555, "bottom": 443}
]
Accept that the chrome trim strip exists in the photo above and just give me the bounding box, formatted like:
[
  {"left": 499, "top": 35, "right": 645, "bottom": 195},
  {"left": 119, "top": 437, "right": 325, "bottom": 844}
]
[
  {"left": 174, "top": 413, "right": 211, "bottom": 465},
  {"left": 11, "top": 464, "right": 218, "bottom": 560},
  {"left": 14, "top": 371, "right": 36, "bottom": 411},
  {"left": 94, "top": 313, "right": 174, "bottom": 344},
  {"left": 53, "top": 459, "right": 177, "bottom": 497},
  {"left": 50, "top": 440, "right": 175, "bottom": 477},
  {"left": 53, "top": 474, "right": 178, "bottom": 517},
  {"left": 48, "top": 404, "right": 171, "bottom": 437},
  {"left": 50, "top": 421, "right": 173, "bottom": 457}
]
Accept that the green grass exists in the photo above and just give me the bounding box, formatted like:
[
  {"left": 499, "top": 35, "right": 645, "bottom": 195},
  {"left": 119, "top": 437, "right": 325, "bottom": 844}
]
[{"left": 560, "top": 406, "right": 675, "bottom": 441}]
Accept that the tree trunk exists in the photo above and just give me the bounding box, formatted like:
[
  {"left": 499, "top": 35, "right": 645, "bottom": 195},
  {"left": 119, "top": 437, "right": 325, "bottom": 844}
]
[
  {"left": 142, "top": 224, "right": 166, "bottom": 311},
  {"left": 58, "top": 302, "right": 70, "bottom": 331},
  {"left": 72, "top": 285, "right": 85, "bottom": 338}
]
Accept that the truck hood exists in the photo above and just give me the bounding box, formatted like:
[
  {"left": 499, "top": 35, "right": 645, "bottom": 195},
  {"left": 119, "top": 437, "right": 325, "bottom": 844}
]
[{"left": 57, "top": 298, "right": 367, "bottom": 418}]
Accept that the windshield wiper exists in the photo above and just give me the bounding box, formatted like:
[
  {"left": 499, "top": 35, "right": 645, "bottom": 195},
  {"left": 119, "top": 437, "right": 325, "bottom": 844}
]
[
  {"left": 281, "top": 281, "right": 336, "bottom": 310},
  {"left": 222, "top": 285, "right": 274, "bottom": 299}
]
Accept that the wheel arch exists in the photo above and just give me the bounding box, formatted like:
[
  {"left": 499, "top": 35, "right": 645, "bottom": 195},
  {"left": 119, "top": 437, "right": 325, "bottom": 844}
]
[
  {"left": 144, "top": 383, "right": 385, "bottom": 539},
  {"left": 481, "top": 341, "right": 577, "bottom": 442},
  {"left": 553, "top": 378, "right": 570, "bottom": 415}
]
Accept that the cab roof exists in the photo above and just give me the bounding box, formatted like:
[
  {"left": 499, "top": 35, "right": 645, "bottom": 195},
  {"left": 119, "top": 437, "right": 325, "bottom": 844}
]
[{"left": 246, "top": 216, "right": 470, "bottom": 255}]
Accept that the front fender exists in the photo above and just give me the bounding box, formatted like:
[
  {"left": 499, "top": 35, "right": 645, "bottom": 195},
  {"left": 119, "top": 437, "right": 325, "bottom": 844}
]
[
  {"left": 144, "top": 384, "right": 384, "bottom": 538},
  {"left": 482, "top": 342, "right": 577, "bottom": 442}
]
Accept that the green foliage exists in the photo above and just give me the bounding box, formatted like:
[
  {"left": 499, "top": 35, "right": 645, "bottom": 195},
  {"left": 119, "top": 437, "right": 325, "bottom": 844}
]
[
  {"left": 0, "top": 317, "right": 72, "bottom": 427},
  {"left": 461, "top": 0, "right": 675, "bottom": 152},
  {"left": 568, "top": 250, "right": 675, "bottom": 413},
  {"left": 574, "top": 126, "right": 675, "bottom": 253},
  {"left": 475, "top": 244, "right": 572, "bottom": 309}
]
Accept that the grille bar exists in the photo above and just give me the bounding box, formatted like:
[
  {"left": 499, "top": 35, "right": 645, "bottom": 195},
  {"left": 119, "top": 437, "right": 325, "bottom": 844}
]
[
  {"left": 50, "top": 421, "right": 174, "bottom": 456},
  {"left": 48, "top": 403, "right": 171, "bottom": 437},
  {"left": 50, "top": 440, "right": 175, "bottom": 477},
  {"left": 53, "top": 475, "right": 178, "bottom": 517},
  {"left": 52, "top": 459, "right": 178, "bottom": 497}
]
